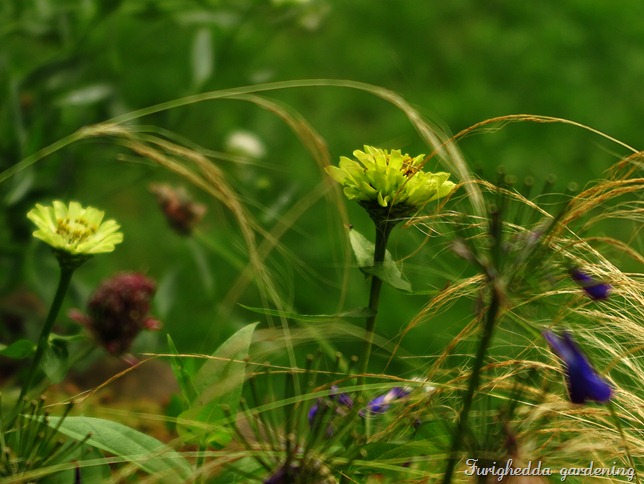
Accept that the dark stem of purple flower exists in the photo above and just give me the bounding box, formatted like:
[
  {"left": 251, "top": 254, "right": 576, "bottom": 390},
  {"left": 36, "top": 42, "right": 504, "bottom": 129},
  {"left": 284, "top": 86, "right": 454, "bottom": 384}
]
[{"left": 442, "top": 283, "right": 502, "bottom": 484}]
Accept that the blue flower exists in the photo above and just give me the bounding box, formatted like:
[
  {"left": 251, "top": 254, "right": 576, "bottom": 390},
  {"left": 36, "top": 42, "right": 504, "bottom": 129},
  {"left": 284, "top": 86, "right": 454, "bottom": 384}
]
[
  {"left": 569, "top": 268, "right": 611, "bottom": 300},
  {"left": 361, "top": 386, "right": 410, "bottom": 416},
  {"left": 543, "top": 331, "right": 612, "bottom": 404}
]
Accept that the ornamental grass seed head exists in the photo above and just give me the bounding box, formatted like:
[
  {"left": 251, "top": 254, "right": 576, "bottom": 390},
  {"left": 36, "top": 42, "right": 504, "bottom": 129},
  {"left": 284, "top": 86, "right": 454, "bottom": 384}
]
[
  {"left": 543, "top": 330, "right": 612, "bottom": 404},
  {"left": 27, "top": 201, "right": 123, "bottom": 267},
  {"left": 326, "top": 146, "right": 455, "bottom": 220}
]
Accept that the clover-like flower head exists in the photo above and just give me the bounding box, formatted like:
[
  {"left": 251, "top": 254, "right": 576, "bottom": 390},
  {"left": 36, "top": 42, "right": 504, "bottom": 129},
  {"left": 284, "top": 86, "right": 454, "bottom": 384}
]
[
  {"left": 70, "top": 272, "right": 161, "bottom": 359},
  {"left": 27, "top": 201, "right": 123, "bottom": 262},
  {"left": 326, "top": 146, "right": 456, "bottom": 218},
  {"left": 544, "top": 330, "right": 612, "bottom": 404}
]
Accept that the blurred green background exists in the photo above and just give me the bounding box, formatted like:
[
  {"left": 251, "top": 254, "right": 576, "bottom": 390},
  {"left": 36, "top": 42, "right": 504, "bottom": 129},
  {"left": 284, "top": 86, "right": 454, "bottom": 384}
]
[{"left": 1, "top": 0, "right": 642, "bottom": 368}]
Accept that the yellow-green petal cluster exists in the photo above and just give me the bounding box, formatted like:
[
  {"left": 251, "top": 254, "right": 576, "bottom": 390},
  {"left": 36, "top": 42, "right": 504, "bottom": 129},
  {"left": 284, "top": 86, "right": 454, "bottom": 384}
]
[
  {"left": 27, "top": 201, "right": 123, "bottom": 256},
  {"left": 326, "top": 146, "right": 456, "bottom": 212}
]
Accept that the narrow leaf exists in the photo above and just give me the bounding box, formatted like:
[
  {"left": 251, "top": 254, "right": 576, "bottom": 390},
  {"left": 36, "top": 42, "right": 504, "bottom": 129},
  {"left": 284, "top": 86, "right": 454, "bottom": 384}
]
[
  {"left": 239, "top": 305, "right": 375, "bottom": 322},
  {"left": 45, "top": 416, "right": 192, "bottom": 481},
  {"left": 178, "top": 323, "right": 258, "bottom": 446},
  {"left": 166, "top": 334, "right": 197, "bottom": 406},
  {"left": 192, "top": 322, "right": 258, "bottom": 408}
]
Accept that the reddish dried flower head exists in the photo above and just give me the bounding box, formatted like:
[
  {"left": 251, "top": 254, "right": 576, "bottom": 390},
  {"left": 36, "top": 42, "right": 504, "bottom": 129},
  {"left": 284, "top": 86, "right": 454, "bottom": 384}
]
[
  {"left": 150, "top": 183, "right": 206, "bottom": 236},
  {"left": 70, "top": 273, "right": 161, "bottom": 357}
]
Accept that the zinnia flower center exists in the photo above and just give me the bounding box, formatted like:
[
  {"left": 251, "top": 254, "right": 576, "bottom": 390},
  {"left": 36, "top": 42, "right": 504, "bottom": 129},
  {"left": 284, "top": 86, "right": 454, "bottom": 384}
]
[
  {"left": 56, "top": 217, "right": 97, "bottom": 245},
  {"left": 401, "top": 157, "right": 419, "bottom": 178}
]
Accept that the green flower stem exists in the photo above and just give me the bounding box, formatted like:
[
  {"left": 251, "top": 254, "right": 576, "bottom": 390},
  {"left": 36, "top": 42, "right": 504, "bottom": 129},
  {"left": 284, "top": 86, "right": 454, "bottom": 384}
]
[
  {"left": 19, "top": 266, "right": 76, "bottom": 403},
  {"left": 359, "top": 218, "right": 396, "bottom": 386},
  {"left": 442, "top": 284, "right": 501, "bottom": 484}
]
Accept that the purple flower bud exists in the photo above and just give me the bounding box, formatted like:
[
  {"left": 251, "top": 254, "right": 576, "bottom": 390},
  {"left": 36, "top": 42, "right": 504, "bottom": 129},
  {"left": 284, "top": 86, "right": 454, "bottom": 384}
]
[
  {"left": 361, "top": 386, "right": 410, "bottom": 416},
  {"left": 329, "top": 385, "right": 353, "bottom": 408},
  {"left": 307, "top": 385, "right": 353, "bottom": 428},
  {"left": 544, "top": 331, "right": 612, "bottom": 404},
  {"left": 70, "top": 273, "right": 161, "bottom": 358},
  {"left": 569, "top": 268, "right": 611, "bottom": 300},
  {"left": 307, "top": 402, "right": 320, "bottom": 426}
]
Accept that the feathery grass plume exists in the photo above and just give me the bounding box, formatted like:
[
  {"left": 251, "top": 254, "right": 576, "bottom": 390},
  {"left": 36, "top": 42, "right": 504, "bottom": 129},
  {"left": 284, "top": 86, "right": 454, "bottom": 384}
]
[{"left": 396, "top": 116, "right": 643, "bottom": 481}]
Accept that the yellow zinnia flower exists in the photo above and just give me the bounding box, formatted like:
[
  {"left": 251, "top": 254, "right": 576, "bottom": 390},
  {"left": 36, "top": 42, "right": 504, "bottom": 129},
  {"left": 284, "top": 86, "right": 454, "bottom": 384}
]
[
  {"left": 27, "top": 201, "right": 123, "bottom": 257},
  {"left": 326, "top": 146, "right": 455, "bottom": 217}
]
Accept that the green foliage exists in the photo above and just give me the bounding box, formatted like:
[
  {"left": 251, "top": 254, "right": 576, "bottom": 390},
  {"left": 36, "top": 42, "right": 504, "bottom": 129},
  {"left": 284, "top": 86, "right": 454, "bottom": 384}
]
[
  {"left": 41, "top": 337, "right": 69, "bottom": 383},
  {"left": 0, "top": 339, "right": 35, "bottom": 359},
  {"left": 0, "top": 1, "right": 643, "bottom": 482},
  {"left": 175, "top": 323, "right": 258, "bottom": 449},
  {"left": 47, "top": 416, "right": 192, "bottom": 481},
  {"left": 348, "top": 225, "right": 412, "bottom": 292}
]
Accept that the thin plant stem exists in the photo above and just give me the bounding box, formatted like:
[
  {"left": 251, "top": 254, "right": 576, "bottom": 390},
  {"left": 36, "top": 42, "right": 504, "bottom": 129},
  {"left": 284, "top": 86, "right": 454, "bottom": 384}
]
[
  {"left": 358, "top": 219, "right": 396, "bottom": 387},
  {"left": 608, "top": 402, "right": 641, "bottom": 484},
  {"left": 17, "top": 267, "right": 75, "bottom": 406},
  {"left": 442, "top": 284, "right": 501, "bottom": 484}
]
